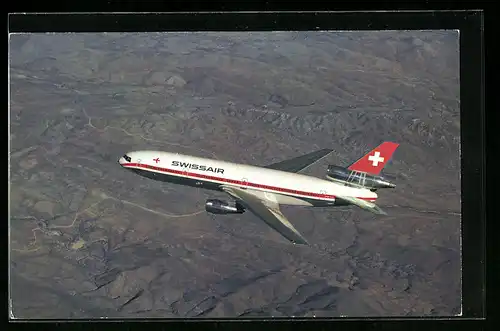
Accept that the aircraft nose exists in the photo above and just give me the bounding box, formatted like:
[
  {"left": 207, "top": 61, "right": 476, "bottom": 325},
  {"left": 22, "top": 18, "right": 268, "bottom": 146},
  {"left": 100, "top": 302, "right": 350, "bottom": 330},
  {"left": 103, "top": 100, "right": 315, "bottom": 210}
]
[{"left": 119, "top": 153, "right": 132, "bottom": 165}]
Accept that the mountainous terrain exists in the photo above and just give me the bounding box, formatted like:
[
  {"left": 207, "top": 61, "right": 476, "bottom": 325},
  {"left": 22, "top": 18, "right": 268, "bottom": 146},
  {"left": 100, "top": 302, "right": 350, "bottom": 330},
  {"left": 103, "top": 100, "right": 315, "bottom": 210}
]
[{"left": 9, "top": 31, "right": 460, "bottom": 318}]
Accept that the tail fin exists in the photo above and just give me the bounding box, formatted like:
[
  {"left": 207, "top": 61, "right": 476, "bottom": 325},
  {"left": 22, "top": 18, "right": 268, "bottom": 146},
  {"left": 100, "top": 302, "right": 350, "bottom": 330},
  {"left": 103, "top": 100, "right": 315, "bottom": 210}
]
[{"left": 348, "top": 142, "right": 399, "bottom": 175}]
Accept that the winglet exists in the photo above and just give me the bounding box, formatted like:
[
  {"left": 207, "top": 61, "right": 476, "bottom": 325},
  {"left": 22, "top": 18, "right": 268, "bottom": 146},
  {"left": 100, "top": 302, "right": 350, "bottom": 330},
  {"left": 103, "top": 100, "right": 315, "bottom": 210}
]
[{"left": 347, "top": 142, "right": 399, "bottom": 175}]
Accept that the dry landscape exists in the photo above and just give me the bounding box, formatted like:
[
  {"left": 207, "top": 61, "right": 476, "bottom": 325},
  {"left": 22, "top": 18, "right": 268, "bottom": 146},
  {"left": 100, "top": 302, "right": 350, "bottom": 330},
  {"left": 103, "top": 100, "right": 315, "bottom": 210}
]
[{"left": 9, "top": 31, "right": 460, "bottom": 318}]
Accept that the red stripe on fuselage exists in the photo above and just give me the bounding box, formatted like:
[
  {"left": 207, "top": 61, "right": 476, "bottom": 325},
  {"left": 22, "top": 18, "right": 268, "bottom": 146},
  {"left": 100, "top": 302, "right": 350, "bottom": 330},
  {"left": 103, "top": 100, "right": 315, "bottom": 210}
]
[{"left": 121, "top": 163, "right": 377, "bottom": 202}]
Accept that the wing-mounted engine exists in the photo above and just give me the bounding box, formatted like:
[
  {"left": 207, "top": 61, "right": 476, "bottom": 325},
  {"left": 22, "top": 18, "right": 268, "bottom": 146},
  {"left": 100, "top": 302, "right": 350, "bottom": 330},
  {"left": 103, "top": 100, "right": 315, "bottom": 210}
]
[
  {"left": 326, "top": 165, "right": 396, "bottom": 190},
  {"left": 205, "top": 199, "right": 245, "bottom": 214}
]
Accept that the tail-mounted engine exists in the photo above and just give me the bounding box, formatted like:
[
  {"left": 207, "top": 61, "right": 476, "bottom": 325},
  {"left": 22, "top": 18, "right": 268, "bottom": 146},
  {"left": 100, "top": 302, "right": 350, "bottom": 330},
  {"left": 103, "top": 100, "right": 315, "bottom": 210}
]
[
  {"left": 205, "top": 199, "right": 245, "bottom": 214},
  {"left": 326, "top": 165, "right": 395, "bottom": 190}
]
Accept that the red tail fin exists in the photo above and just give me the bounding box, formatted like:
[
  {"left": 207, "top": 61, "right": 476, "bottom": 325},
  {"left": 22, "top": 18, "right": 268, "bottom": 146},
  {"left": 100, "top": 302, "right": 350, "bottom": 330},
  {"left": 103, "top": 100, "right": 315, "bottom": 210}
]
[{"left": 347, "top": 142, "right": 399, "bottom": 175}]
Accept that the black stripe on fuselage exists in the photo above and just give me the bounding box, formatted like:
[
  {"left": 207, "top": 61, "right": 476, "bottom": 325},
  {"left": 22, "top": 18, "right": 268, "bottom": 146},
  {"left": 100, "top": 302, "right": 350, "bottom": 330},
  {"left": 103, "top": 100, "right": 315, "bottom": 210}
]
[{"left": 127, "top": 168, "right": 346, "bottom": 208}]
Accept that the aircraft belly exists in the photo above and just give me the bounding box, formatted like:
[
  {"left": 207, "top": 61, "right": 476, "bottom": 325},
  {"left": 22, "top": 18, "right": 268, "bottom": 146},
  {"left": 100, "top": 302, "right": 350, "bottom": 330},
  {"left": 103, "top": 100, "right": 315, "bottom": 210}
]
[{"left": 247, "top": 189, "right": 313, "bottom": 206}]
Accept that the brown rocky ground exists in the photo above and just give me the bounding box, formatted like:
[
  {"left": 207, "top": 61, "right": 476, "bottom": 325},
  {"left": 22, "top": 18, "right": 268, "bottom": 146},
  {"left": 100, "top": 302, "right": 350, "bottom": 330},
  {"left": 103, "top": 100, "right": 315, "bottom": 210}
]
[{"left": 9, "top": 31, "right": 460, "bottom": 318}]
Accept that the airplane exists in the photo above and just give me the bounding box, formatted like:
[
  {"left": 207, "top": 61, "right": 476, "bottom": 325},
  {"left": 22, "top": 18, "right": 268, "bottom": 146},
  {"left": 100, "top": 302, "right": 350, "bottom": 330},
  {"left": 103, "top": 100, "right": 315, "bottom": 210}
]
[{"left": 118, "top": 142, "right": 399, "bottom": 245}]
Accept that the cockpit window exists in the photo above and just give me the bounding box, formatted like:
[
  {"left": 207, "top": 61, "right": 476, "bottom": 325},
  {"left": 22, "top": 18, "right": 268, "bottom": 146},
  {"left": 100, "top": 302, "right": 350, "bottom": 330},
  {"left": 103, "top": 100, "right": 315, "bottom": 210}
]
[{"left": 123, "top": 154, "right": 131, "bottom": 162}]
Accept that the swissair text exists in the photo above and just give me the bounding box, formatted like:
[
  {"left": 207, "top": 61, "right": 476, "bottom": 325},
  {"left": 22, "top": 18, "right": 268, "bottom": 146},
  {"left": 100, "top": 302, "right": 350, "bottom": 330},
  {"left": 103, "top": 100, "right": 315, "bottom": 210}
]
[{"left": 171, "top": 161, "right": 225, "bottom": 174}]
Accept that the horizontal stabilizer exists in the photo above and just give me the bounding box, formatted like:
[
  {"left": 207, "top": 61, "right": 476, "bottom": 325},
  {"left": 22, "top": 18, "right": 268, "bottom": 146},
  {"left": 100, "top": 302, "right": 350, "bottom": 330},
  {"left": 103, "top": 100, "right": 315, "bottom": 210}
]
[{"left": 336, "top": 195, "right": 387, "bottom": 215}]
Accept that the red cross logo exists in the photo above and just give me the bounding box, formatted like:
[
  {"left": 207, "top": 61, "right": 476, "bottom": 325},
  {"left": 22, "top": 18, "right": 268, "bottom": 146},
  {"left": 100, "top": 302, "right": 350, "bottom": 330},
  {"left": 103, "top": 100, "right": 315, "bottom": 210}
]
[
  {"left": 368, "top": 151, "right": 384, "bottom": 167},
  {"left": 153, "top": 157, "right": 160, "bottom": 164}
]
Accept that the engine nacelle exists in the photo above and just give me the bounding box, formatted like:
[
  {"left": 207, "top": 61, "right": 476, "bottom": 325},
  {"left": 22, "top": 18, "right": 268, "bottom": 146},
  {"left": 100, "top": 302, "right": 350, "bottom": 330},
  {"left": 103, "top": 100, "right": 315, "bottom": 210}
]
[
  {"left": 326, "top": 165, "right": 396, "bottom": 189},
  {"left": 205, "top": 199, "right": 245, "bottom": 215}
]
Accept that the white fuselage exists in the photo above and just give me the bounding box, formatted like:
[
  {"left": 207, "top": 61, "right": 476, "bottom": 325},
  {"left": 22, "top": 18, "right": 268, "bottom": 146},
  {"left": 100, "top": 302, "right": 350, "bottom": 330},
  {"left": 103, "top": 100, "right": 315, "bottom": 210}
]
[{"left": 119, "top": 151, "right": 378, "bottom": 207}]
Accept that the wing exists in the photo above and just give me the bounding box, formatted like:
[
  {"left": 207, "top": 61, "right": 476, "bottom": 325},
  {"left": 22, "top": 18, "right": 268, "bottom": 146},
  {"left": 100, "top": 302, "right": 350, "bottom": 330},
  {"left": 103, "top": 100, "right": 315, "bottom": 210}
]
[
  {"left": 336, "top": 195, "right": 387, "bottom": 215},
  {"left": 221, "top": 186, "right": 309, "bottom": 245},
  {"left": 264, "top": 149, "right": 334, "bottom": 173}
]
